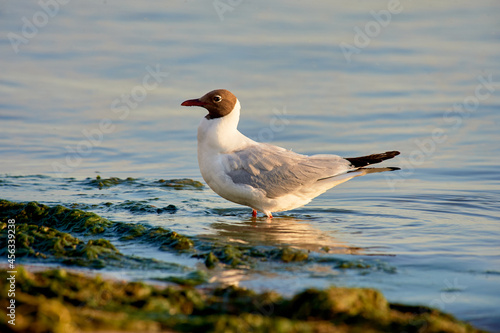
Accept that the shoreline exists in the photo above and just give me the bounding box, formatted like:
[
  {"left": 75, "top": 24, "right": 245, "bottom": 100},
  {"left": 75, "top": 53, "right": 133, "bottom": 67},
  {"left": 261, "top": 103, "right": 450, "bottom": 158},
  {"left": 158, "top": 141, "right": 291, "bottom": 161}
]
[{"left": 0, "top": 198, "right": 488, "bottom": 332}]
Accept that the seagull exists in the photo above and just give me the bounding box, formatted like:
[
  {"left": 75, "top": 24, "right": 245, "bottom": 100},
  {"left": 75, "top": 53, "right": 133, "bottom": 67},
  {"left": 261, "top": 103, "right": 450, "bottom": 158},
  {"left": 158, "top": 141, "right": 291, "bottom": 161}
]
[{"left": 181, "top": 89, "right": 400, "bottom": 218}]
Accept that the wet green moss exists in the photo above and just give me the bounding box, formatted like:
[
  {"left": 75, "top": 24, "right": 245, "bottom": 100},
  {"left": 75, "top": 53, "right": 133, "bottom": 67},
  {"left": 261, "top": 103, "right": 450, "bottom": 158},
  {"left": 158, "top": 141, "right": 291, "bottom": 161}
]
[
  {"left": 287, "top": 287, "right": 389, "bottom": 322},
  {"left": 213, "top": 245, "right": 244, "bottom": 267},
  {"left": 0, "top": 220, "right": 184, "bottom": 271},
  {"left": 0, "top": 267, "right": 485, "bottom": 333},
  {"left": 115, "top": 200, "right": 177, "bottom": 214},
  {"left": 157, "top": 178, "right": 204, "bottom": 189},
  {"left": 85, "top": 175, "right": 136, "bottom": 189},
  {"left": 317, "top": 256, "right": 398, "bottom": 274},
  {"left": 0, "top": 199, "right": 190, "bottom": 249},
  {"left": 0, "top": 200, "right": 112, "bottom": 235},
  {"left": 193, "top": 244, "right": 245, "bottom": 269},
  {"left": 193, "top": 244, "right": 310, "bottom": 269},
  {"left": 0, "top": 222, "right": 119, "bottom": 268},
  {"left": 272, "top": 247, "right": 309, "bottom": 263},
  {"left": 157, "top": 270, "right": 209, "bottom": 287},
  {"left": 123, "top": 226, "right": 194, "bottom": 251},
  {"left": 114, "top": 222, "right": 149, "bottom": 241},
  {"left": 82, "top": 175, "right": 204, "bottom": 190},
  {"left": 336, "top": 260, "right": 372, "bottom": 269},
  {"left": 203, "top": 252, "right": 219, "bottom": 269}
]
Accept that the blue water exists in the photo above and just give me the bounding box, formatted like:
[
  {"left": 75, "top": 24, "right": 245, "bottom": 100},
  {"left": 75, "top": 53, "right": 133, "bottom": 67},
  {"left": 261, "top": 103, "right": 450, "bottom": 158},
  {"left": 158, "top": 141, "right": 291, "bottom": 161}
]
[{"left": 1, "top": 1, "right": 500, "bottom": 331}]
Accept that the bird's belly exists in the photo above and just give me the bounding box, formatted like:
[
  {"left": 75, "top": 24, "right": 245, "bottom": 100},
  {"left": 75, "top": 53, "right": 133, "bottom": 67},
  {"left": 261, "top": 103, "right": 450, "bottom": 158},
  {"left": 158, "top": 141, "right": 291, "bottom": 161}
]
[
  {"left": 198, "top": 151, "right": 324, "bottom": 214},
  {"left": 198, "top": 152, "right": 261, "bottom": 206},
  {"left": 201, "top": 166, "right": 312, "bottom": 213}
]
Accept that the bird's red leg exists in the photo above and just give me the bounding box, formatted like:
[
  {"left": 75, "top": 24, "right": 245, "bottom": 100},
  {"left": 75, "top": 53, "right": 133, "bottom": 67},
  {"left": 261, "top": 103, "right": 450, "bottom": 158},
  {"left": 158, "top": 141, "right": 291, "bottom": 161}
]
[{"left": 252, "top": 209, "right": 257, "bottom": 217}]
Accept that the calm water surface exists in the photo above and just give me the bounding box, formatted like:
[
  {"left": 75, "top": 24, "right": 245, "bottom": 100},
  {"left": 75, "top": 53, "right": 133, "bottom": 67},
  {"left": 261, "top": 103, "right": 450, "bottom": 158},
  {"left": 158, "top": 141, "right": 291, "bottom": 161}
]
[{"left": 1, "top": 1, "right": 499, "bottom": 331}]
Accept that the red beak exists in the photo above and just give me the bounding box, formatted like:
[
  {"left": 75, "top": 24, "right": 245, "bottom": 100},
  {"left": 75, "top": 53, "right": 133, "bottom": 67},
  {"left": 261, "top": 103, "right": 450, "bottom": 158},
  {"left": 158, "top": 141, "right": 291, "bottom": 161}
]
[{"left": 181, "top": 99, "right": 207, "bottom": 107}]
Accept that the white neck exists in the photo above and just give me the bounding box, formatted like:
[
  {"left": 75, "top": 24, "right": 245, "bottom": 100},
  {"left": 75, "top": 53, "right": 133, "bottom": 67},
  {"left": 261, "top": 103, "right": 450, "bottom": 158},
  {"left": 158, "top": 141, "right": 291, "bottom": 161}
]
[{"left": 197, "top": 99, "right": 253, "bottom": 153}]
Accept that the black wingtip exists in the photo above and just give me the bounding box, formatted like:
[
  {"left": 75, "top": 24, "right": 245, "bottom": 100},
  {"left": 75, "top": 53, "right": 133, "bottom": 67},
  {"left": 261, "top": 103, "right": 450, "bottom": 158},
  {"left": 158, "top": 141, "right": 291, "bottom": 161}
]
[{"left": 345, "top": 151, "right": 400, "bottom": 168}]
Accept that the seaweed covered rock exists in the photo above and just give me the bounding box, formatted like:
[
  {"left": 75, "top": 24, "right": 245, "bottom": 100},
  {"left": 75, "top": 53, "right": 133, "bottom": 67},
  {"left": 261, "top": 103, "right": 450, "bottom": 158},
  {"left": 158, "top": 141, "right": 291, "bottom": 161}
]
[
  {"left": 0, "top": 267, "right": 485, "bottom": 333},
  {"left": 157, "top": 178, "right": 204, "bottom": 189},
  {"left": 0, "top": 200, "right": 112, "bottom": 235},
  {"left": 0, "top": 222, "right": 117, "bottom": 260},
  {"left": 287, "top": 287, "right": 389, "bottom": 322},
  {"left": 0, "top": 210, "right": 185, "bottom": 271},
  {"left": 115, "top": 224, "right": 194, "bottom": 251},
  {"left": 83, "top": 175, "right": 136, "bottom": 189}
]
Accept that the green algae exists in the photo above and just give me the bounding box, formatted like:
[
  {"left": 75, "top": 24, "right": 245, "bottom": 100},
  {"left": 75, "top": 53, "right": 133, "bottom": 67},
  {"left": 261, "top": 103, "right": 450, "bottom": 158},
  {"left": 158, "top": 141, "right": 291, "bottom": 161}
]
[
  {"left": 0, "top": 267, "right": 485, "bottom": 333},
  {"left": 317, "top": 256, "right": 398, "bottom": 274},
  {"left": 115, "top": 200, "right": 177, "bottom": 214},
  {"left": 157, "top": 270, "right": 209, "bottom": 287},
  {"left": 72, "top": 200, "right": 178, "bottom": 215},
  {"left": 212, "top": 245, "right": 244, "bottom": 267},
  {"left": 0, "top": 221, "right": 182, "bottom": 271},
  {"left": 194, "top": 244, "right": 310, "bottom": 269},
  {"left": 114, "top": 222, "right": 149, "bottom": 241},
  {"left": 0, "top": 200, "right": 112, "bottom": 235},
  {"left": 114, "top": 224, "right": 194, "bottom": 251},
  {"left": 203, "top": 251, "right": 219, "bottom": 269},
  {"left": 0, "top": 199, "right": 190, "bottom": 249},
  {"left": 82, "top": 175, "right": 204, "bottom": 190},
  {"left": 84, "top": 175, "right": 136, "bottom": 189},
  {"left": 193, "top": 245, "right": 245, "bottom": 268},
  {"left": 0, "top": 222, "right": 118, "bottom": 264},
  {"left": 157, "top": 178, "right": 204, "bottom": 189},
  {"left": 287, "top": 287, "right": 389, "bottom": 322},
  {"left": 272, "top": 247, "right": 309, "bottom": 263}
]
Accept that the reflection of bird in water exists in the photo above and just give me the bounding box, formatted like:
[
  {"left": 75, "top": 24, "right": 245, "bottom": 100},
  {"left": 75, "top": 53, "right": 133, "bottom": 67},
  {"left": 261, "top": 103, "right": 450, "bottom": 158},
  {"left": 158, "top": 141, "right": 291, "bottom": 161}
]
[
  {"left": 199, "top": 215, "right": 366, "bottom": 288},
  {"left": 199, "top": 215, "right": 362, "bottom": 255},
  {"left": 182, "top": 89, "right": 400, "bottom": 218}
]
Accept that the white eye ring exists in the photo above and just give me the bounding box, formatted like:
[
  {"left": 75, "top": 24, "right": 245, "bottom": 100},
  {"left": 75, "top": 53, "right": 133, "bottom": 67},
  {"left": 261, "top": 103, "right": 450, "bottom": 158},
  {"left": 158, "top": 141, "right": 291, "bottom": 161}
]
[{"left": 213, "top": 95, "right": 222, "bottom": 102}]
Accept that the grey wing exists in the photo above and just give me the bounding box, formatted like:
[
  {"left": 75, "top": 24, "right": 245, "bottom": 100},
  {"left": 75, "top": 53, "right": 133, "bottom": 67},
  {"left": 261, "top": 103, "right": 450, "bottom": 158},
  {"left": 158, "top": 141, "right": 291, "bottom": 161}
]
[{"left": 223, "top": 143, "right": 352, "bottom": 198}]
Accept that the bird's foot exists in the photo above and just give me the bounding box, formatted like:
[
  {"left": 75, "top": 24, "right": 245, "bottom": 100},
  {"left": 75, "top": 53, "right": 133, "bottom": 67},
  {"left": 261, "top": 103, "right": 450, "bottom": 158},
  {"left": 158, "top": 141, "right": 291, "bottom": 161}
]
[{"left": 252, "top": 210, "right": 272, "bottom": 219}]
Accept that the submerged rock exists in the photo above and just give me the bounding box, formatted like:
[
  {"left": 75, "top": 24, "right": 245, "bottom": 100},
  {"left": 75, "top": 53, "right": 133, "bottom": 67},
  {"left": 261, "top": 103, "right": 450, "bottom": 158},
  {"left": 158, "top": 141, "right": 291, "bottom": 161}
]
[
  {"left": 157, "top": 178, "right": 204, "bottom": 189},
  {"left": 272, "top": 247, "right": 309, "bottom": 263},
  {"left": 83, "top": 175, "right": 136, "bottom": 189},
  {"left": 115, "top": 200, "right": 178, "bottom": 215}
]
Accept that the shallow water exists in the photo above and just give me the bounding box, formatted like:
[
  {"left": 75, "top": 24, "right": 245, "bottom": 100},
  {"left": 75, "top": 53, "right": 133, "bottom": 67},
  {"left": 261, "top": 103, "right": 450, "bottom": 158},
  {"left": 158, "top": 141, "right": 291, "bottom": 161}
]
[{"left": 1, "top": 1, "right": 500, "bottom": 331}]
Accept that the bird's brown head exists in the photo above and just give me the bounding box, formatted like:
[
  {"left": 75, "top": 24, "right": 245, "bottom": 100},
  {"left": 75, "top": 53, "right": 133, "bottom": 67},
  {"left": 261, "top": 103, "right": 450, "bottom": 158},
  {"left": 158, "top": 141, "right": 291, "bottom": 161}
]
[{"left": 181, "top": 89, "right": 237, "bottom": 119}]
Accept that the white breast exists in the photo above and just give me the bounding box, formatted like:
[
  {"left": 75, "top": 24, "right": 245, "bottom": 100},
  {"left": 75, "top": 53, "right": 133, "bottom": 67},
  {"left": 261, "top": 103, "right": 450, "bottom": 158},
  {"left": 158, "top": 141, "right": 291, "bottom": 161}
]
[{"left": 197, "top": 100, "right": 263, "bottom": 207}]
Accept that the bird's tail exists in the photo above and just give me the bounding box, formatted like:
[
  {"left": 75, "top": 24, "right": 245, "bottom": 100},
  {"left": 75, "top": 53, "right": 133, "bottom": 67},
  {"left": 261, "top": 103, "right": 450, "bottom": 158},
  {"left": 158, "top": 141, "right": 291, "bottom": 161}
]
[{"left": 345, "top": 151, "right": 400, "bottom": 168}]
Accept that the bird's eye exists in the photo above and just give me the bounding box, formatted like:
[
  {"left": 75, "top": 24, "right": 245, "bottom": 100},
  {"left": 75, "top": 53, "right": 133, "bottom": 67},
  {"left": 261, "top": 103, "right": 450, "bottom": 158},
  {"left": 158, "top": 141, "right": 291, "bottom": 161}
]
[{"left": 213, "top": 95, "right": 222, "bottom": 103}]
